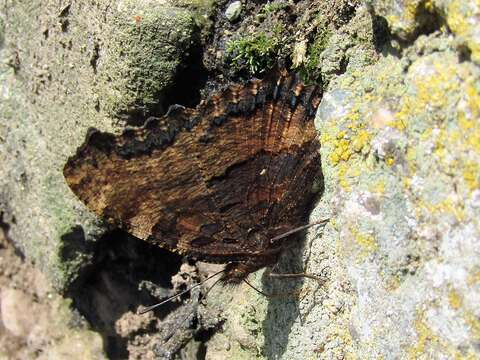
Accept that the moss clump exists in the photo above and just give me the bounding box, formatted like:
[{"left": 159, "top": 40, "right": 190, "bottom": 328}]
[
  {"left": 262, "top": 1, "right": 288, "bottom": 14},
  {"left": 295, "top": 29, "right": 331, "bottom": 84},
  {"left": 226, "top": 31, "right": 281, "bottom": 75},
  {"left": 170, "top": 0, "right": 217, "bottom": 40}
]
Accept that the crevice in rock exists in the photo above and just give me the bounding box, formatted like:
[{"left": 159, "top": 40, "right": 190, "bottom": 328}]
[
  {"left": 163, "top": 43, "right": 210, "bottom": 112},
  {"left": 371, "top": 15, "right": 391, "bottom": 53},
  {"left": 413, "top": 2, "right": 444, "bottom": 39},
  {"left": 458, "top": 44, "right": 472, "bottom": 63},
  {"left": 0, "top": 211, "right": 24, "bottom": 259},
  {"left": 65, "top": 229, "right": 183, "bottom": 359},
  {"left": 58, "top": 4, "right": 71, "bottom": 33},
  {"left": 90, "top": 42, "right": 100, "bottom": 74},
  {"left": 124, "top": 37, "right": 209, "bottom": 127},
  {"left": 193, "top": 325, "right": 218, "bottom": 360},
  {"left": 0, "top": 211, "right": 11, "bottom": 242}
]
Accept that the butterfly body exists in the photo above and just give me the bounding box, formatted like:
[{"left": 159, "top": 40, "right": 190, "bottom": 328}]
[{"left": 64, "top": 69, "right": 322, "bottom": 284}]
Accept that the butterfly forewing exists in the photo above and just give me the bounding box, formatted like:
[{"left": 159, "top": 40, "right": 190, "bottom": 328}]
[{"left": 63, "top": 68, "right": 321, "bottom": 275}]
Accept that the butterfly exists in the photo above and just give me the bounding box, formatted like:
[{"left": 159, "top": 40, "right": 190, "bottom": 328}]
[{"left": 63, "top": 68, "right": 322, "bottom": 286}]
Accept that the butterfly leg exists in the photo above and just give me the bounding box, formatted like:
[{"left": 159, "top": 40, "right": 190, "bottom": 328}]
[{"left": 264, "top": 267, "right": 324, "bottom": 282}]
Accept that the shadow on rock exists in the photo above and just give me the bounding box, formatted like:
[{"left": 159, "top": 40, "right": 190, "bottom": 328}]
[
  {"left": 64, "top": 229, "right": 185, "bottom": 358},
  {"left": 261, "top": 237, "right": 306, "bottom": 360}
]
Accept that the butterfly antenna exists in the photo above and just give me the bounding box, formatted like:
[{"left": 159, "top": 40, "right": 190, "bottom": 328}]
[
  {"left": 269, "top": 218, "right": 329, "bottom": 243},
  {"left": 163, "top": 275, "right": 224, "bottom": 342},
  {"left": 138, "top": 269, "right": 226, "bottom": 315}
]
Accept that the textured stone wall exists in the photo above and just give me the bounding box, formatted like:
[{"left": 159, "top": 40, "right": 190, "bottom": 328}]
[
  {"left": 0, "top": 0, "right": 199, "bottom": 289},
  {"left": 1, "top": 0, "right": 479, "bottom": 359},
  {"left": 205, "top": 2, "right": 480, "bottom": 359}
]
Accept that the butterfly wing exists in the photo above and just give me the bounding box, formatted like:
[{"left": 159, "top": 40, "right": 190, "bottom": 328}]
[{"left": 63, "top": 69, "right": 321, "bottom": 265}]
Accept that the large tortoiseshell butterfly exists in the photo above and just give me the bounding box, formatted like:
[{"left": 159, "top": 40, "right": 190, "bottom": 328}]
[{"left": 64, "top": 68, "right": 322, "bottom": 288}]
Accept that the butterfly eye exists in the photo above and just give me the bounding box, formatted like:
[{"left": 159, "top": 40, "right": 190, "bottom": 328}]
[{"left": 246, "top": 227, "right": 258, "bottom": 237}]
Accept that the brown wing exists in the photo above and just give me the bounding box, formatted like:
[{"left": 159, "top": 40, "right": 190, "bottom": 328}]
[{"left": 63, "top": 69, "right": 321, "bottom": 264}]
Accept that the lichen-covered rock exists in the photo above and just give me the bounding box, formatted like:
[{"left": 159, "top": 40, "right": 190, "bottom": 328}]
[
  {"left": 99, "top": 0, "right": 198, "bottom": 116},
  {"left": 225, "top": 1, "right": 242, "bottom": 22},
  {"left": 315, "top": 36, "right": 480, "bottom": 358},
  {"left": 370, "top": 0, "right": 480, "bottom": 63},
  {"left": 0, "top": 0, "right": 198, "bottom": 289},
  {"left": 205, "top": 3, "right": 480, "bottom": 360}
]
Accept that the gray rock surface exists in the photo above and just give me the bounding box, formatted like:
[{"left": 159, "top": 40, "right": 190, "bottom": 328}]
[
  {"left": 225, "top": 1, "right": 242, "bottom": 22},
  {"left": 204, "top": 2, "right": 480, "bottom": 359},
  {"left": 0, "top": 0, "right": 198, "bottom": 289}
]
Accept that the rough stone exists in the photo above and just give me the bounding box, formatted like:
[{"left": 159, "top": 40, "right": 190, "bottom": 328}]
[
  {"left": 225, "top": 1, "right": 242, "bottom": 22},
  {"left": 0, "top": 229, "right": 105, "bottom": 359},
  {"left": 204, "top": 2, "right": 480, "bottom": 359},
  {"left": 0, "top": 0, "right": 198, "bottom": 290},
  {"left": 369, "top": 0, "right": 480, "bottom": 63},
  {"left": 1, "top": 288, "right": 38, "bottom": 337}
]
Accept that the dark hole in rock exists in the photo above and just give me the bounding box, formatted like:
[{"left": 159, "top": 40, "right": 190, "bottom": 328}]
[
  {"left": 65, "top": 229, "right": 183, "bottom": 359},
  {"left": 193, "top": 324, "right": 218, "bottom": 360},
  {"left": 458, "top": 44, "right": 472, "bottom": 63},
  {"left": 163, "top": 42, "right": 210, "bottom": 113},
  {"left": 413, "top": 4, "right": 445, "bottom": 39},
  {"left": 124, "top": 36, "right": 209, "bottom": 127},
  {"left": 0, "top": 211, "right": 24, "bottom": 259},
  {"left": 372, "top": 15, "right": 391, "bottom": 52}
]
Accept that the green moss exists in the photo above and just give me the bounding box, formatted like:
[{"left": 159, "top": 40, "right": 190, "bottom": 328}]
[
  {"left": 296, "top": 29, "right": 331, "bottom": 84},
  {"left": 171, "top": 0, "right": 215, "bottom": 8},
  {"left": 226, "top": 30, "right": 282, "bottom": 75},
  {"left": 261, "top": 1, "right": 289, "bottom": 15},
  {"left": 170, "top": 0, "right": 217, "bottom": 39},
  {"left": 255, "top": 1, "right": 289, "bottom": 22}
]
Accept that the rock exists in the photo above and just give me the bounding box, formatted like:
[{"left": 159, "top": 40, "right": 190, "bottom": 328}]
[
  {"left": 0, "top": 288, "right": 37, "bottom": 337},
  {"left": 37, "top": 331, "right": 105, "bottom": 360},
  {"left": 225, "top": 1, "right": 242, "bottom": 22},
  {"left": 0, "top": 1, "right": 198, "bottom": 290},
  {"left": 370, "top": 0, "right": 480, "bottom": 64},
  {"left": 205, "top": 3, "right": 480, "bottom": 359}
]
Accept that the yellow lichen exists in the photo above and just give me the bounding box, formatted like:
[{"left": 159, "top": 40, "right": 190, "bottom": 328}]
[
  {"left": 337, "top": 163, "right": 351, "bottom": 190},
  {"left": 467, "top": 269, "right": 480, "bottom": 286},
  {"left": 350, "top": 226, "right": 378, "bottom": 255},
  {"left": 385, "top": 156, "right": 395, "bottom": 166},
  {"left": 448, "top": 289, "right": 463, "bottom": 310},
  {"left": 463, "top": 161, "right": 480, "bottom": 190},
  {"left": 464, "top": 311, "right": 480, "bottom": 342},
  {"left": 408, "top": 312, "right": 470, "bottom": 359},
  {"left": 446, "top": 0, "right": 480, "bottom": 63},
  {"left": 371, "top": 179, "right": 386, "bottom": 194},
  {"left": 326, "top": 111, "right": 373, "bottom": 166},
  {"left": 424, "top": 0, "right": 436, "bottom": 12},
  {"left": 420, "top": 198, "right": 465, "bottom": 222},
  {"left": 458, "top": 84, "right": 480, "bottom": 154},
  {"left": 352, "top": 129, "right": 371, "bottom": 153},
  {"left": 411, "top": 59, "right": 459, "bottom": 111},
  {"left": 465, "top": 83, "right": 480, "bottom": 119}
]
